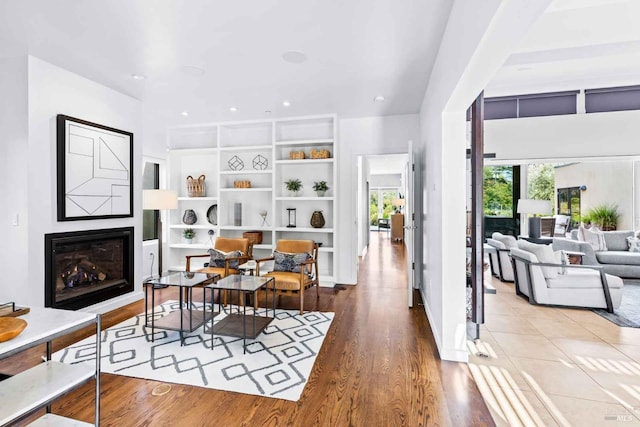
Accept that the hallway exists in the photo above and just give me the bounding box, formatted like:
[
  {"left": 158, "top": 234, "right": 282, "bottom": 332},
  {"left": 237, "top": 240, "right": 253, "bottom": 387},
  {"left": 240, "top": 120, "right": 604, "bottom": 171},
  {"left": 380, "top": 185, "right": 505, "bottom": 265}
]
[{"left": 5, "top": 233, "right": 494, "bottom": 426}]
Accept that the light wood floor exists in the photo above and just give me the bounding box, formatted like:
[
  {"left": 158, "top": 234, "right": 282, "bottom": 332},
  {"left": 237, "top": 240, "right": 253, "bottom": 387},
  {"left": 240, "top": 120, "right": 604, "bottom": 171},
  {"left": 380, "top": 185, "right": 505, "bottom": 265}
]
[{"left": 3, "top": 232, "right": 494, "bottom": 426}]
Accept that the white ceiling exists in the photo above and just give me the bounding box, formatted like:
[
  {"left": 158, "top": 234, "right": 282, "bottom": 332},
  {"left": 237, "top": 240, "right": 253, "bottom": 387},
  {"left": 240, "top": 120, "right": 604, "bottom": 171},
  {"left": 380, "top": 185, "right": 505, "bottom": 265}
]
[
  {"left": 486, "top": 0, "right": 640, "bottom": 97},
  {"left": 0, "top": 0, "right": 452, "bottom": 125}
]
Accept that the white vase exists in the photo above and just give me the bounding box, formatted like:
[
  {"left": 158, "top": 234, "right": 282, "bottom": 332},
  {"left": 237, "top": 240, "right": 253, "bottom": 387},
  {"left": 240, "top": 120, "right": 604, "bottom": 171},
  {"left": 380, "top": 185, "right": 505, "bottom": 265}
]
[
  {"left": 185, "top": 238, "right": 193, "bottom": 244},
  {"left": 316, "top": 191, "right": 326, "bottom": 197}
]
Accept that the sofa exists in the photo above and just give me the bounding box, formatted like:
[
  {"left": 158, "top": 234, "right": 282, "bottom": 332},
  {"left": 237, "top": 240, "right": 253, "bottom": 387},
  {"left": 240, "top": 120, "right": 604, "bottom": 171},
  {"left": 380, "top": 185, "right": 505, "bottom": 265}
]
[
  {"left": 552, "top": 229, "right": 640, "bottom": 279},
  {"left": 486, "top": 232, "right": 517, "bottom": 282}
]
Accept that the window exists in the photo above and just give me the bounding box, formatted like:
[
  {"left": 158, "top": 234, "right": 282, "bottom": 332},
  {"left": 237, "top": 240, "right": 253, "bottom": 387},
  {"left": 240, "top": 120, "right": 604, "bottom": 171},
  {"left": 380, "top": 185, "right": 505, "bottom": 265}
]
[
  {"left": 585, "top": 85, "right": 640, "bottom": 113},
  {"left": 483, "top": 165, "right": 521, "bottom": 237},
  {"left": 557, "top": 187, "right": 581, "bottom": 228},
  {"left": 142, "top": 162, "right": 159, "bottom": 241},
  {"left": 483, "top": 91, "right": 578, "bottom": 120}
]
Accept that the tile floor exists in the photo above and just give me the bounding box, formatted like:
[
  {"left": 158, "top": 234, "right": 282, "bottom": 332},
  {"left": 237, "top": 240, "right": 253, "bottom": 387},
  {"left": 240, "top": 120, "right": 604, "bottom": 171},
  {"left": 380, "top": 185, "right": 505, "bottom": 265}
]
[{"left": 469, "top": 273, "right": 640, "bottom": 426}]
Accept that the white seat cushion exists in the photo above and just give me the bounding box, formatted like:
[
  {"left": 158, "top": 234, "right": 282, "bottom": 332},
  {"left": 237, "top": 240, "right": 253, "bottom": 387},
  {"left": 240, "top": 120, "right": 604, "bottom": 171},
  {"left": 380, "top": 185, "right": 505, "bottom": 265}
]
[{"left": 546, "top": 269, "right": 623, "bottom": 289}]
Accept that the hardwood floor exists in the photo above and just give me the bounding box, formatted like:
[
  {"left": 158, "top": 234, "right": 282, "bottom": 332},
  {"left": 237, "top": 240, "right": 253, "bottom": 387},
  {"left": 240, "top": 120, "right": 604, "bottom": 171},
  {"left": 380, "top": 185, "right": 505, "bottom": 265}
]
[{"left": 3, "top": 233, "right": 494, "bottom": 426}]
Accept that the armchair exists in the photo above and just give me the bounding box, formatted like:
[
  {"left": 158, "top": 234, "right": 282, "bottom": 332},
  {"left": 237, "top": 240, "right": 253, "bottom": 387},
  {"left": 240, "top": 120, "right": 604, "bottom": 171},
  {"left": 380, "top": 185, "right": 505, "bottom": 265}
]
[
  {"left": 510, "top": 247, "right": 623, "bottom": 313},
  {"left": 255, "top": 240, "right": 319, "bottom": 314},
  {"left": 185, "top": 237, "right": 253, "bottom": 278},
  {"left": 486, "top": 233, "right": 517, "bottom": 282}
]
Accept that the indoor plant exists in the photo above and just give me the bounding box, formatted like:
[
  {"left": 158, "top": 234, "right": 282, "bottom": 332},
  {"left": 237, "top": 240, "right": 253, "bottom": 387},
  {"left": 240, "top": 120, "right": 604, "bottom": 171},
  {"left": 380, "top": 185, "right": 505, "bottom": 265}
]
[
  {"left": 583, "top": 203, "right": 620, "bottom": 231},
  {"left": 183, "top": 228, "right": 196, "bottom": 243},
  {"left": 285, "top": 178, "right": 303, "bottom": 196},
  {"left": 312, "top": 180, "right": 329, "bottom": 197}
]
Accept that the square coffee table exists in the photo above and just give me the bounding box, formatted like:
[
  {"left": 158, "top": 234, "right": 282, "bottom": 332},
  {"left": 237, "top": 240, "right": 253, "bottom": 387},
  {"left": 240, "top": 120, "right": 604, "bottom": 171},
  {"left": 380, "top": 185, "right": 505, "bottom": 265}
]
[
  {"left": 143, "top": 272, "right": 219, "bottom": 345},
  {"left": 205, "top": 275, "right": 275, "bottom": 353}
]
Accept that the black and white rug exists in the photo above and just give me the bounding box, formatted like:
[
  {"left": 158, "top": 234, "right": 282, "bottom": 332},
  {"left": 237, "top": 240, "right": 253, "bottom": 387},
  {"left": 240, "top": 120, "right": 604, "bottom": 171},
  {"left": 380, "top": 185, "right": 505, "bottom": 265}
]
[
  {"left": 593, "top": 281, "right": 640, "bottom": 328},
  {"left": 54, "top": 301, "right": 334, "bottom": 401}
]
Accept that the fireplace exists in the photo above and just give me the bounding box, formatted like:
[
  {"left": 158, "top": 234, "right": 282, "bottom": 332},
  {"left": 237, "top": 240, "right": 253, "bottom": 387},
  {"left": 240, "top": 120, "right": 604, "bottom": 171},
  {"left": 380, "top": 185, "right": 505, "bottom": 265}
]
[{"left": 45, "top": 227, "right": 134, "bottom": 310}]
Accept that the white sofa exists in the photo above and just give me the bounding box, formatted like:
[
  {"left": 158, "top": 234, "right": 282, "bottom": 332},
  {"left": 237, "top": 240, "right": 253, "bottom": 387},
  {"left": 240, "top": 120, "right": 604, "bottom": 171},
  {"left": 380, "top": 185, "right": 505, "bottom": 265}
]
[
  {"left": 510, "top": 245, "right": 623, "bottom": 313},
  {"left": 486, "top": 233, "right": 517, "bottom": 282}
]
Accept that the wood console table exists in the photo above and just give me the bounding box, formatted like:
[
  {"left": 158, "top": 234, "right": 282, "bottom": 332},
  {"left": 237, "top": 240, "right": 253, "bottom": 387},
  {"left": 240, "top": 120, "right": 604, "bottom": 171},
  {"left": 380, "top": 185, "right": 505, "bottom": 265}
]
[{"left": 391, "top": 214, "right": 404, "bottom": 242}]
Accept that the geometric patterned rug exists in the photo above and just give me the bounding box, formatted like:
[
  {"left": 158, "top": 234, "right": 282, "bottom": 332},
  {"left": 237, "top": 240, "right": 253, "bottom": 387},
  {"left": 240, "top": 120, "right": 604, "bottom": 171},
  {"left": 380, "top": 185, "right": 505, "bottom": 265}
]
[
  {"left": 53, "top": 300, "right": 334, "bottom": 401},
  {"left": 593, "top": 282, "right": 640, "bottom": 328}
]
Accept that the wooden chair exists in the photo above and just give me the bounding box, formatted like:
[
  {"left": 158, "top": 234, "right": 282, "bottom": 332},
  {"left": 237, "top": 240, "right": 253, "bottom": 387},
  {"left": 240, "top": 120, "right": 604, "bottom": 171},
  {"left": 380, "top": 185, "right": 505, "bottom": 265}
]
[
  {"left": 540, "top": 217, "right": 556, "bottom": 237},
  {"left": 185, "top": 237, "right": 253, "bottom": 278},
  {"left": 255, "top": 240, "right": 319, "bottom": 314}
]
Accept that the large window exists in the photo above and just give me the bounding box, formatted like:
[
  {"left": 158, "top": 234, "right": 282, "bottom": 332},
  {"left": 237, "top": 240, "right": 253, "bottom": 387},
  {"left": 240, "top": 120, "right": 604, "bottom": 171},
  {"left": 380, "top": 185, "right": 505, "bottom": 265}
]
[
  {"left": 585, "top": 85, "right": 640, "bottom": 113},
  {"left": 484, "top": 91, "right": 578, "bottom": 120},
  {"left": 484, "top": 165, "right": 521, "bottom": 237},
  {"left": 142, "top": 162, "right": 159, "bottom": 241},
  {"left": 557, "top": 187, "right": 581, "bottom": 228},
  {"left": 369, "top": 189, "right": 397, "bottom": 226}
]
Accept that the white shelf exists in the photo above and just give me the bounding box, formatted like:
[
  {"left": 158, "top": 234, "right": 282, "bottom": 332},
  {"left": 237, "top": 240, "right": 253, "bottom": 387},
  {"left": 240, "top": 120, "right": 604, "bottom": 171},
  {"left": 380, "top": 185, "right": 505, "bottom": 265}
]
[
  {"left": 219, "top": 144, "right": 272, "bottom": 151},
  {"left": 276, "top": 196, "right": 334, "bottom": 201},
  {"left": 30, "top": 413, "right": 94, "bottom": 426},
  {"left": 219, "top": 188, "right": 272, "bottom": 192},
  {"left": 318, "top": 246, "right": 334, "bottom": 253},
  {"left": 275, "top": 139, "right": 333, "bottom": 146},
  {"left": 274, "top": 159, "right": 334, "bottom": 165},
  {"left": 169, "top": 224, "right": 217, "bottom": 230},
  {"left": 0, "top": 362, "right": 94, "bottom": 426},
  {"left": 169, "top": 243, "right": 211, "bottom": 249},
  {"left": 171, "top": 147, "right": 218, "bottom": 154},
  {"left": 177, "top": 196, "right": 218, "bottom": 201},
  {"left": 275, "top": 227, "right": 334, "bottom": 233},
  {"left": 219, "top": 225, "right": 272, "bottom": 231},
  {"left": 219, "top": 170, "right": 272, "bottom": 175}
]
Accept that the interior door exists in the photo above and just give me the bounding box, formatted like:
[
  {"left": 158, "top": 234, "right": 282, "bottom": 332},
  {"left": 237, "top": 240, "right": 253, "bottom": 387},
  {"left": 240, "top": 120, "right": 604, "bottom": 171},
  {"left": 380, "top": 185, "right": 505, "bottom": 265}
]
[{"left": 405, "top": 141, "right": 416, "bottom": 307}]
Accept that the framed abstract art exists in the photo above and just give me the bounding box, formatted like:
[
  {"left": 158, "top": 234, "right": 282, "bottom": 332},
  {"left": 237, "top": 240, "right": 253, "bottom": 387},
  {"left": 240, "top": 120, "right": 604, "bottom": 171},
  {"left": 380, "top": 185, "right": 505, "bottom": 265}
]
[{"left": 57, "top": 115, "right": 133, "bottom": 221}]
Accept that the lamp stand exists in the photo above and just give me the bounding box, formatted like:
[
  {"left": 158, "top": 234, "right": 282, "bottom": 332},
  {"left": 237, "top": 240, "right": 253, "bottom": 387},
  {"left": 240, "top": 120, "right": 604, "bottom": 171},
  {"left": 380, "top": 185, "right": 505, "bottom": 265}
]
[
  {"left": 528, "top": 216, "right": 542, "bottom": 239},
  {"left": 157, "top": 214, "right": 163, "bottom": 275}
]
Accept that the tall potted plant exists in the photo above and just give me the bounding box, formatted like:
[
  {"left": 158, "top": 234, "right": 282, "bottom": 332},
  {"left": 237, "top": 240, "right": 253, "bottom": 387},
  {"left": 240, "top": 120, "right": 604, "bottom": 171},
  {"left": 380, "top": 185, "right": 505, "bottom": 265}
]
[{"left": 583, "top": 204, "right": 620, "bottom": 231}]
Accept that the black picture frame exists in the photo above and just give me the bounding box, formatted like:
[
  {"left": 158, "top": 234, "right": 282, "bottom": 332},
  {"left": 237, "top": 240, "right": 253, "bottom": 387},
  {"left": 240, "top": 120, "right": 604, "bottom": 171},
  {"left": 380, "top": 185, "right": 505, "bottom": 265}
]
[{"left": 57, "top": 115, "right": 134, "bottom": 221}]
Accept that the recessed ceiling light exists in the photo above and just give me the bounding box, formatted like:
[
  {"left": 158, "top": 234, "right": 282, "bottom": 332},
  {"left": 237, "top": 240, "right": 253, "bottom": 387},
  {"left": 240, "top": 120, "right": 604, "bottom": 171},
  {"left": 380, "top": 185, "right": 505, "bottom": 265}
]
[
  {"left": 181, "top": 66, "right": 206, "bottom": 76},
  {"left": 282, "top": 51, "right": 307, "bottom": 64},
  {"left": 131, "top": 74, "right": 146, "bottom": 80},
  {"left": 265, "top": 110, "right": 272, "bottom": 114},
  {"left": 373, "top": 95, "right": 385, "bottom": 102},
  {"left": 282, "top": 100, "right": 291, "bottom": 107},
  {"left": 229, "top": 107, "right": 238, "bottom": 112},
  {"left": 517, "top": 66, "right": 533, "bottom": 72},
  {"left": 181, "top": 111, "right": 189, "bottom": 117}
]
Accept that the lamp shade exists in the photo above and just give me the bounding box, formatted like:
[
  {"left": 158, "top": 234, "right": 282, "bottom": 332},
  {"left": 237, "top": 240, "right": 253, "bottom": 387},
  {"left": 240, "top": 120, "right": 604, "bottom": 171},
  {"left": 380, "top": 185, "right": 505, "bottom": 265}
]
[
  {"left": 392, "top": 198, "right": 405, "bottom": 207},
  {"left": 517, "top": 199, "right": 551, "bottom": 215},
  {"left": 143, "top": 190, "right": 178, "bottom": 210}
]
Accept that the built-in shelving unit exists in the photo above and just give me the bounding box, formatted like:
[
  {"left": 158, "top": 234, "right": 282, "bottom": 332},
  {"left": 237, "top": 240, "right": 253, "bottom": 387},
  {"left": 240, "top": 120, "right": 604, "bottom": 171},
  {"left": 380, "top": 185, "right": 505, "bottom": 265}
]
[
  {"left": 0, "top": 307, "right": 100, "bottom": 426},
  {"left": 166, "top": 115, "right": 337, "bottom": 284}
]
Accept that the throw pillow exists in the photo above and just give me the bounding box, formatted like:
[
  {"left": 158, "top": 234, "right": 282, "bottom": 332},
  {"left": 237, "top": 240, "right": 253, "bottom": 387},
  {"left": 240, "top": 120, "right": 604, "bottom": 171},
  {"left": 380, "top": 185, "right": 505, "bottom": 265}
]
[
  {"left": 578, "top": 225, "right": 607, "bottom": 251},
  {"left": 628, "top": 237, "right": 640, "bottom": 253},
  {"left": 273, "top": 251, "right": 312, "bottom": 275},
  {"left": 208, "top": 248, "right": 242, "bottom": 270},
  {"left": 492, "top": 232, "right": 518, "bottom": 249},
  {"left": 516, "top": 240, "right": 559, "bottom": 279}
]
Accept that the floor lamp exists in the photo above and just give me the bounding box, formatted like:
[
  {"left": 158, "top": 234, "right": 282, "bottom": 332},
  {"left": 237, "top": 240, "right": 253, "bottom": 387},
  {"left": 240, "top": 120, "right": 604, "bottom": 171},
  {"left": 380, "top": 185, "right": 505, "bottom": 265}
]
[
  {"left": 143, "top": 189, "right": 178, "bottom": 276},
  {"left": 517, "top": 199, "right": 552, "bottom": 239}
]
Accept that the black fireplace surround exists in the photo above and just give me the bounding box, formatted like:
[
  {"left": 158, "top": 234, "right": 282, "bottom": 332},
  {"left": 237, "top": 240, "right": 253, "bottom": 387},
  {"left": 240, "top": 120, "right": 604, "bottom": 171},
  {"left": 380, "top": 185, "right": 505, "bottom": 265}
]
[{"left": 45, "top": 227, "right": 134, "bottom": 310}]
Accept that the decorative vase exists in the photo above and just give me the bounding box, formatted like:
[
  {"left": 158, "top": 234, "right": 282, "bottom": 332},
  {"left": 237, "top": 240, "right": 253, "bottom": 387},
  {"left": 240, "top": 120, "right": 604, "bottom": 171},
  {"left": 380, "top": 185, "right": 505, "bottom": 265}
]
[
  {"left": 310, "top": 210, "right": 325, "bottom": 228},
  {"left": 185, "top": 238, "right": 193, "bottom": 244},
  {"left": 182, "top": 209, "right": 197, "bottom": 225},
  {"left": 234, "top": 203, "right": 242, "bottom": 226},
  {"left": 289, "top": 190, "right": 300, "bottom": 197},
  {"left": 316, "top": 191, "right": 326, "bottom": 197}
]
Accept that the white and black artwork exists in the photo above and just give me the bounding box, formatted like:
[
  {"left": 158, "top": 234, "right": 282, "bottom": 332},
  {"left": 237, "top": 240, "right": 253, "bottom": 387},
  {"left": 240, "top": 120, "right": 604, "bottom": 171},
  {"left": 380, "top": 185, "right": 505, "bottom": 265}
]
[{"left": 57, "top": 115, "right": 133, "bottom": 221}]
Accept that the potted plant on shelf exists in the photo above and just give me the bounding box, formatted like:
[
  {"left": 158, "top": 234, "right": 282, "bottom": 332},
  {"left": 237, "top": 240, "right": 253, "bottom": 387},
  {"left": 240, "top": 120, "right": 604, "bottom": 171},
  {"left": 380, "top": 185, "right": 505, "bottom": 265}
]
[
  {"left": 183, "top": 228, "right": 196, "bottom": 244},
  {"left": 285, "top": 178, "right": 303, "bottom": 196},
  {"left": 312, "top": 181, "right": 329, "bottom": 197}
]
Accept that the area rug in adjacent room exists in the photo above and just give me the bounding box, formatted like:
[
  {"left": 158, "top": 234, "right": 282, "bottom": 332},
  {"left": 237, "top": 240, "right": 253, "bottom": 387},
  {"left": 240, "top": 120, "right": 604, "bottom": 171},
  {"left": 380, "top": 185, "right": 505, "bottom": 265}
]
[
  {"left": 54, "top": 301, "right": 334, "bottom": 401},
  {"left": 593, "top": 281, "right": 640, "bottom": 328}
]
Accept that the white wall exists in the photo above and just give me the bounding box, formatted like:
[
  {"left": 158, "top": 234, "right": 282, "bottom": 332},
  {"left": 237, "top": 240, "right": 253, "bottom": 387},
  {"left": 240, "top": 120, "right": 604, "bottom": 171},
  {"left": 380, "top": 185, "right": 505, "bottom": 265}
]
[
  {"left": 337, "top": 114, "right": 420, "bottom": 284},
  {"left": 555, "top": 161, "right": 634, "bottom": 230},
  {"left": 0, "top": 57, "right": 29, "bottom": 303},
  {"left": 370, "top": 174, "right": 402, "bottom": 188},
  {"left": 3, "top": 56, "right": 144, "bottom": 311},
  {"left": 418, "top": 0, "right": 551, "bottom": 362}
]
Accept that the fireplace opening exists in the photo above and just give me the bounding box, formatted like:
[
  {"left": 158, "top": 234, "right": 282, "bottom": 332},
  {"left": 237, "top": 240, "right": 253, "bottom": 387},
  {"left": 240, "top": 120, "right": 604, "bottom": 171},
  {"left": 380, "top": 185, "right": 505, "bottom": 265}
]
[{"left": 45, "top": 227, "right": 134, "bottom": 310}]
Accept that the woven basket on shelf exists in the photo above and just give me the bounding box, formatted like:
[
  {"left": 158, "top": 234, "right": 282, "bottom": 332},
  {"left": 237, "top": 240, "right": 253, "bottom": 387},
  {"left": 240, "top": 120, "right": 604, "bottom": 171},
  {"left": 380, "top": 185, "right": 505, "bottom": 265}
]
[
  {"left": 289, "top": 150, "right": 305, "bottom": 160},
  {"left": 233, "top": 180, "right": 252, "bottom": 188},
  {"left": 186, "top": 175, "right": 206, "bottom": 197},
  {"left": 242, "top": 231, "right": 263, "bottom": 245},
  {"left": 310, "top": 149, "right": 330, "bottom": 159}
]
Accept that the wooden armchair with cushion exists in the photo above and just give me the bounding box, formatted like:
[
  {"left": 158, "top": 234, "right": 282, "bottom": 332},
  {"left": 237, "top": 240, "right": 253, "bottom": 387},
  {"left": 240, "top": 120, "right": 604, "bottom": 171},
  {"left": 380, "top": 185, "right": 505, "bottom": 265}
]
[
  {"left": 255, "top": 239, "right": 319, "bottom": 314},
  {"left": 185, "top": 237, "right": 253, "bottom": 278}
]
